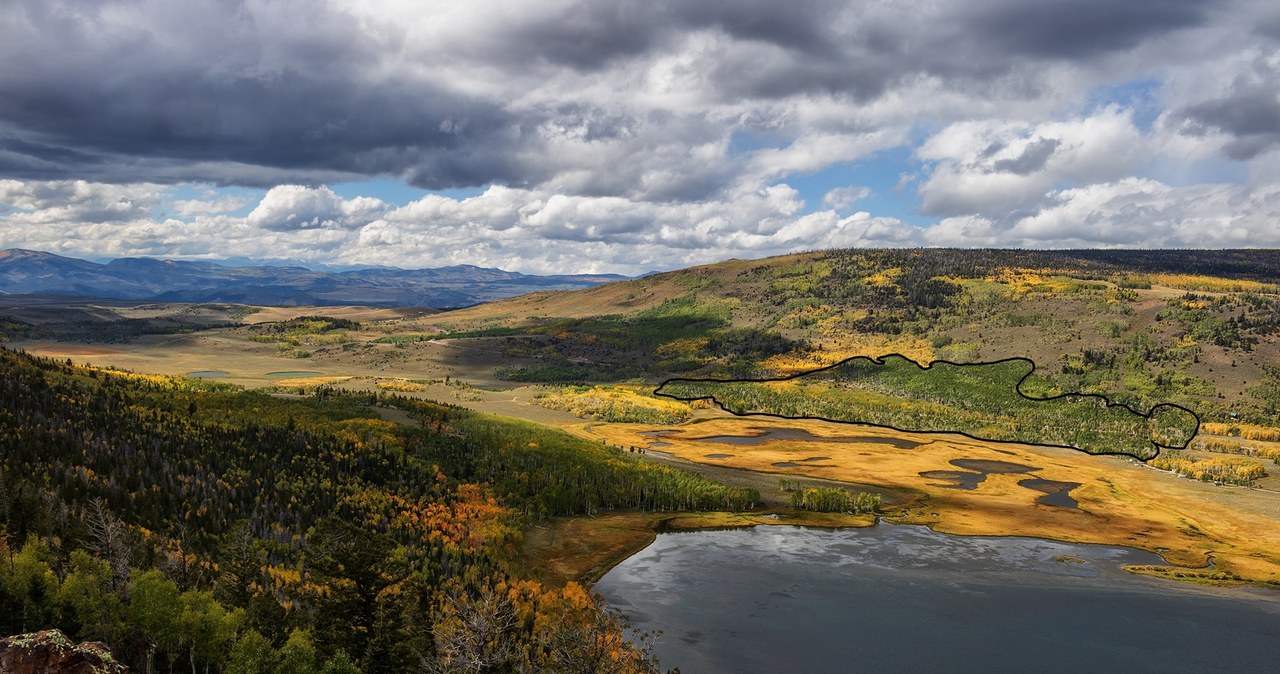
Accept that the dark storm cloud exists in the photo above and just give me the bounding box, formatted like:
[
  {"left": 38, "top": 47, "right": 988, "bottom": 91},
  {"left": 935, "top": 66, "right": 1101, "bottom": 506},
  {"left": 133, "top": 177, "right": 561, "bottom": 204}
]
[
  {"left": 0, "top": 73, "right": 513, "bottom": 180},
  {"left": 480, "top": 0, "right": 844, "bottom": 72},
  {"left": 0, "top": 0, "right": 528, "bottom": 188},
  {"left": 0, "top": 135, "right": 109, "bottom": 178},
  {"left": 1181, "top": 81, "right": 1280, "bottom": 160},
  {"left": 0, "top": 6, "right": 524, "bottom": 187},
  {"left": 698, "top": 0, "right": 1215, "bottom": 104},
  {"left": 1257, "top": 11, "right": 1280, "bottom": 40},
  {"left": 671, "top": 0, "right": 843, "bottom": 56},
  {"left": 467, "top": 3, "right": 668, "bottom": 72},
  {"left": 0, "top": 0, "right": 1230, "bottom": 194},
  {"left": 957, "top": 0, "right": 1207, "bottom": 59}
]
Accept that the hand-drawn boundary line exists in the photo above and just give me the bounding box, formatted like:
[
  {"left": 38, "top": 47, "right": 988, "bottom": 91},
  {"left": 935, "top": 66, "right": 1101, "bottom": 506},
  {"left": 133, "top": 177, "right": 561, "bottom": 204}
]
[{"left": 654, "top": 354, "right": 1201, "bottom": 463}]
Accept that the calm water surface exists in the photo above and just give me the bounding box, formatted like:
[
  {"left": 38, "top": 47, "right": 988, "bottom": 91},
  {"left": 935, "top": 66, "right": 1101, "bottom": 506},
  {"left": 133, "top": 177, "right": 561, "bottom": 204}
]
[
  {"left": 595, "top": 524, "right": 1280, "bottom": 674},
  {"left": 690, "top": 427, "right": 923, "bottom": 448}
]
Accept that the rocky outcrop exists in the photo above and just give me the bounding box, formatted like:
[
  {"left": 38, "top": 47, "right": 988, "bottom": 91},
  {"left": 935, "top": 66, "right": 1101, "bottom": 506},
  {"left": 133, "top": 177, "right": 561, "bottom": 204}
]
[{"left": 0, "top": 630, "right": 126, "bottom": 674}]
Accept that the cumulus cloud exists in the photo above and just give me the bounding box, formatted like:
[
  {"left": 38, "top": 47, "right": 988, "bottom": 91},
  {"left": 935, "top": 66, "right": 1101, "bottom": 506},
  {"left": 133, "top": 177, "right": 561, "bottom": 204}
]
[
  {"left": 916, "top": 107, "right": 1148, "bottom": 217},
  {"left": 5, "top": 171, "right": 1278, "bottom": 277},
  {"left": 0, "top": 179, "right": 161, "bottom": 223},
  {"left": 246, "top": 186, "right": 385, "bottom": 231},
  {"left": 922, "top": 177, "right": 1280, "bottom": 248},
  {"left": 0, "top": 179, "right": 922, "bottom": 274},
  {"left": 173, "top": 194, "right": 248, "bottom": 217}
]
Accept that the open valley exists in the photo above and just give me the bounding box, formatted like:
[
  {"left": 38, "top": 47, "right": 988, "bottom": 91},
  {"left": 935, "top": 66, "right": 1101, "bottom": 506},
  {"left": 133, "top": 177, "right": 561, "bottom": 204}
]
[{"left": 15, "top": 250, "right": 1280, "bottom": 590}]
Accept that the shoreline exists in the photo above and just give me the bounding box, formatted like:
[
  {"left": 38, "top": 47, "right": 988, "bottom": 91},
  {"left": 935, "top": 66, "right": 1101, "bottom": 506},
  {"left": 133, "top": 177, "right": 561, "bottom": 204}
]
[{"left": 521, "top": 504, "right": 1280, "bottom": 592}]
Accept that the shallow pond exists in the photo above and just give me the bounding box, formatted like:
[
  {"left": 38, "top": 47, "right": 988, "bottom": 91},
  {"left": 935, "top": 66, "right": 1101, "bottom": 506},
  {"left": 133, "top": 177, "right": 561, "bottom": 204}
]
[
  {"left": 595, "top": 524, "right": 1280, "bottom": 673},
  {"left": 949, "top": 458, "right": 1038, "bottom": 473},
  {"left": 689, "top": 427, "right": 924, "bottom": 448},
  {"left": 264, "top": 370, "right": 324, "bottom": 378},
  {"left": 692, "top": 427, "right": 828, "bottom": 444},
  {"left": 185, "top": 370, "right": 229, "bottom": 378},
  {"left": 1019, "top": 478, "right": 1082, "bottom": 508},
  {"left": 918, "top": 469, "right": 985, "bottom": 490},
  {"left": 920, "top": 457, "right": 1055, "bottom": 496}
]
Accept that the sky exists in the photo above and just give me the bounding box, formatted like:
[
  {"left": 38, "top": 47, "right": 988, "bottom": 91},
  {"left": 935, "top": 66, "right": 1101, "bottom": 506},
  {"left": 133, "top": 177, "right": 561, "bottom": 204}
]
[{"left": 1, "top": 0, "right": 1278, "bottom": 275}]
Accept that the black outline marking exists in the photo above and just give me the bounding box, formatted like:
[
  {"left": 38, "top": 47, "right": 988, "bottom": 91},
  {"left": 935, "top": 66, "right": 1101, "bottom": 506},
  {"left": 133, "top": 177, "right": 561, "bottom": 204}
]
[{"left": 654, "top": 354, "right": 1201, "bottom": 462}]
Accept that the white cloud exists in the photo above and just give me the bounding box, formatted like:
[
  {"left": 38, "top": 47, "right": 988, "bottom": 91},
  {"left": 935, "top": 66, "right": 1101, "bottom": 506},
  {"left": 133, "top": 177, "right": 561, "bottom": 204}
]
[
  {"left": 822, "top": 186, "right": 872, "bottom": 211},
  {"left": 173, "top": 195, "right": 247, "bottom": 217},
  {"left": 4, "top": 171, "right": 1280, "bottom": 275},
  {"left": 0, "top": 179, "right": 923, "bottom": 274},
  {"left": 0, "top": 179, "right": 161, "bottom": 223},
  {"left": 916, "top": 107, "right": 1148, "bottom": 217},
  {"left": 245, "top": 185, "right": 386, "bottom": 231},
  {"left": 922, "top": 177, "right": 1280, "bottom": 248}
]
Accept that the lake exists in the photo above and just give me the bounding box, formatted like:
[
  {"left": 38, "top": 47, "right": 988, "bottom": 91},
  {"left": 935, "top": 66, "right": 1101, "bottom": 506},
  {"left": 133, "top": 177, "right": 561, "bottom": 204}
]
[{"left": 595, "top": 524, "right": 1280, "bottom": 673}]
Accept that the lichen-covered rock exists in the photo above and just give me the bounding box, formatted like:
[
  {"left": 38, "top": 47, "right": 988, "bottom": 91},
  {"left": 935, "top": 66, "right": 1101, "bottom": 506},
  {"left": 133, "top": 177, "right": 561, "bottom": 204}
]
[{"left": 0, "top": 629, "right": 126, "bottom": 674}]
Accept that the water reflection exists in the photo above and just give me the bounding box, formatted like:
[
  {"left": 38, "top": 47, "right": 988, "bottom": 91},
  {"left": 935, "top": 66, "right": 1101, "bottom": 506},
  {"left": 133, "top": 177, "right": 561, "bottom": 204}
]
[{"left": 596, "top": 524, "right": 1280, "bottom": 673}]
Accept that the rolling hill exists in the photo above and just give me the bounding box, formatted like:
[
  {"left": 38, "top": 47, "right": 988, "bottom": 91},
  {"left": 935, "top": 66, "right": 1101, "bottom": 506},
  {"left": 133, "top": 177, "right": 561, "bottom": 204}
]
[{"left": 411, "top": 248, "right": 1280, "bottom": 424}]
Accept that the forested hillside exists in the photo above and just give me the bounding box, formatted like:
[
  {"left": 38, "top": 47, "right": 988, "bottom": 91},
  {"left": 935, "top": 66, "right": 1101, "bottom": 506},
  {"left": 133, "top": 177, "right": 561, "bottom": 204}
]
[
  {"left": 416, "top": 249, "right": 1280, "bottom": 426},
  {"left": 0, "top": 348, "right": 753, "bottom": 672}
]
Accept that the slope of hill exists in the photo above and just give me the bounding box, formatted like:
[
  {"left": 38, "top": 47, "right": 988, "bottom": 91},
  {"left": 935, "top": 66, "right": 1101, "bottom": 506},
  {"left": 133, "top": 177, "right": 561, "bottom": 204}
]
[
  {"left": 0, "top": 249, "right": 626, "bottom": 308},
  {"left": 0, "top": 348, "right": 757, "bottom": 672},
  {"left": 410, "top": 248, "right": 1279, "bottom": 424}
]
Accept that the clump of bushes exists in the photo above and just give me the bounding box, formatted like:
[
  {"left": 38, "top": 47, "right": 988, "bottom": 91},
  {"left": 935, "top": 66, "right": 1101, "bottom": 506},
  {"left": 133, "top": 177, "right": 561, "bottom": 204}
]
[
  {"left": 534, "top": 386, "right": 692, "bottom": 424},
  {"left": 1150, "top": 451, "right": 1267, "bottom": 486},
  {"left": 779, "top": 480, "right": 880, "bottom": 513}
]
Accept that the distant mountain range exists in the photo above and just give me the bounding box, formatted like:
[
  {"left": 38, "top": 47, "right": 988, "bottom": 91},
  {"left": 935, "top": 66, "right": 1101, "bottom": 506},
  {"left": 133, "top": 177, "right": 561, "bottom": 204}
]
[{"left": 0, "top": 249, "right": 628, "bottom": 308}]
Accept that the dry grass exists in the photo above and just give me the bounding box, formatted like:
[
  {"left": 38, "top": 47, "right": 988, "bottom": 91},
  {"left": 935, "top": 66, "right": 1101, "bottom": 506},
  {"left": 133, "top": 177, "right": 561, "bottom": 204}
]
[
  {"left": 241, "top": 305, "right": 430, "bottom": 324},
  {"left": 575, "top": 410, "right": 1280, "bottom": 585},
  {"left": 264, "top": 375, "right": 351, "bottom": 389},
  {"left": 13, "top": 322, "right": 503, "bottom": 388},
  {"left": 28, "top": 345, "right": 125, "bottom": 356}
]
